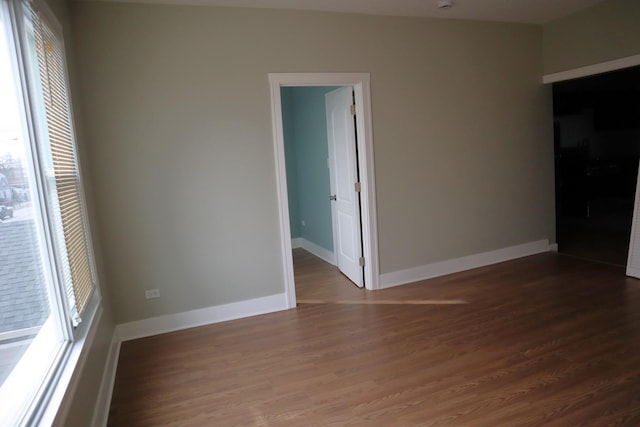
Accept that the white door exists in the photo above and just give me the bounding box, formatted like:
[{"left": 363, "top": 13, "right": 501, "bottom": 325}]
[
  {"left": 627, "top": 160, "right": 640, "bottom": 278},
  {"left": 326, "top": 87, "right": 364, "bottom": 287}
]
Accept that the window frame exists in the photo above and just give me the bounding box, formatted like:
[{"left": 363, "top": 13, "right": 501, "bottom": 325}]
[{"left": 0, "top": 0, "right": 101, "bottom": 424}]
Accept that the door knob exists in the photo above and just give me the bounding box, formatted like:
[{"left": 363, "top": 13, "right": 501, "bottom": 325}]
[{"left": 329, "top": 195, "right": 337, "bottom": 201}]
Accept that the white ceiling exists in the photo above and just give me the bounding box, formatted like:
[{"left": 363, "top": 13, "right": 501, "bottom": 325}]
[{"left": 84, "top": 0, "right": 609, "bottom": 24}]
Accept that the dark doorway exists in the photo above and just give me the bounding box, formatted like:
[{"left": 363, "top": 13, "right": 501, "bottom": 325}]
[{"left": 553, "top": 66, "right": 640, "bottom": 266}]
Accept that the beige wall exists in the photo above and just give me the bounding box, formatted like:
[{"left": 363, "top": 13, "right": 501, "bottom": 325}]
[
  {"left": 543, "top": 0, "right": 640, "bottom": 74},
  {"left": 71, "top": 2, "right": 555, "bottom": 324}
]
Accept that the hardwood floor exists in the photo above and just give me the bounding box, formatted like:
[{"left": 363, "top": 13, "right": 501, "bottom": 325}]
[
  {"left": 293, "top": 249, "right": 468, "bottom": 305},
  {"left": 108, "top": 252, "right": 640, "bottom": 426}
]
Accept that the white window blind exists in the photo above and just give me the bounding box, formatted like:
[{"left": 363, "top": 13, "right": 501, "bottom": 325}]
[{"left": 26, "top": 0, "right": 95, "bottom": 324}]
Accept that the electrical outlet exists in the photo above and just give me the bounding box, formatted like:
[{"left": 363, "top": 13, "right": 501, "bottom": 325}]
[
  {"left": 145, "top": 289, "right": 160, "bottom": 299},
  {"left": 301, "top": 220, "right": 306, "bottom": 227}
]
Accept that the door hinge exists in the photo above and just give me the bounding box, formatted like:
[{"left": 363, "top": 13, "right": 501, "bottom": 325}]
[
  {"left": 359, "top": 257, "right": 365, "bottom": 267},
  {"left": 354, "top": 182, "right": 361, "bottom": 193},
  {"left": 350, "top": 104, "right": 356, "bottom": 115}
]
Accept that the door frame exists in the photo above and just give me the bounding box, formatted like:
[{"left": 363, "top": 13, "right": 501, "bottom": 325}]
[
  {"left": 268, "top": 73, "right": 380, "bottom": 308},
  {"left": 543, "top": 55, "right": 640, "bottom": 265}
]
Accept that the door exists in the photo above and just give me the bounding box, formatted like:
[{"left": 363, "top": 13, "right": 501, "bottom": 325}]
[
  {"left": 326, "top": 87, "right": 364, "bottom": 287},
  {"left": 627, "top": 160, "right": 640, "bottom": 278}
]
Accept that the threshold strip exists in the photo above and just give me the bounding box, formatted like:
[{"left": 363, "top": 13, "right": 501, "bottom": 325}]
[{"left": 297, "top": 299, "right": 468, "bottom": 305}]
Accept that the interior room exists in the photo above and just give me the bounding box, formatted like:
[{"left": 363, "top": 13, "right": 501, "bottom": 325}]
[{"left": 1, "top": 0, "right": 640, "bottom": 425}]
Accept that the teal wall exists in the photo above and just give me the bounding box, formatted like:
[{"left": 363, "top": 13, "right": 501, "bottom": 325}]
[
  {"left": 281, "top": 88, "right": 300, "bottom": 238},
  {"left": 282, "top": 86, "right": 341, "bottom": 252}
]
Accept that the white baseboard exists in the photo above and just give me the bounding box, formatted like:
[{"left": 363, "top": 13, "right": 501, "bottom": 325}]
[
  {"left": 297, "top": 238, "right": 336, "bottom": 265},
  {"left": 379, "top": 239, "right": 552, "bottom": 289},
  {"left": 117, "top": 293, "right": 289, "bottom": 342},
  {"left": 91, "top": 332, "right": 121, "bottom": 427},
  {"left": 291, "top": 237, "right": 303, "bottom": 249},
  {"left": 549, "top": 243, "right": 558, "bottom": 253}
]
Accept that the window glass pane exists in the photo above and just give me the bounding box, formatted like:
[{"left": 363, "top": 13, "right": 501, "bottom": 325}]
[{"left": 0, "top": 10, "right": 66, "bottom": 425}]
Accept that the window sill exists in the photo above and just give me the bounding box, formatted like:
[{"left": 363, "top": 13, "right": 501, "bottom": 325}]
[{"left": 37, "top": 293, "right": 102, "bottom": 427}]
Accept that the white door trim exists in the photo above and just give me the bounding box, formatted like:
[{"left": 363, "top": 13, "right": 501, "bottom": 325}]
[
  {"left": 268, "top": 73, "right": 380, "bottom": 308},
  {"left": 542, "top": 54, "right": 640, "bottom": 84}
]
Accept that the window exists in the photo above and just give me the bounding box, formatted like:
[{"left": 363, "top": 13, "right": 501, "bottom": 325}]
[{"left": 0, "top": 0, "right": 98, "bottom": 425}]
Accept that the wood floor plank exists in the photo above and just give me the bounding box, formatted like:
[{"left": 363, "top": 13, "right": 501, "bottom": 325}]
[{"left": 108, "top": 251, "right": 640, "bottom": 426}]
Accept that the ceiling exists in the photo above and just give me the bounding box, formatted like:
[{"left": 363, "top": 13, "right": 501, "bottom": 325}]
[{"left": 84, "top": 0, "right": 608, "bottom": 24}]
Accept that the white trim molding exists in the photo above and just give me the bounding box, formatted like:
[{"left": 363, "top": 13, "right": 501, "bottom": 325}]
[
  {"left": 46, "top": 305, "right": 102, "bottom": 426},
  {"left": 116, "top": 293, "right": 288, "bottom": 342},
  {"left": 542, "top": 54, "right": 640, "bottom": 84},
  {"left": 379, "top": 239, "right": 552, "bottom": 289},
  {"left": 291, "top": 237, "right": 303, "bottom": 249},
  {"left": 90, "top": 332, "right": 121, "bottom": 427},
  {"left": 269, "top": 72, "right": 380, "bottom": 304},
  {"left": 297, "top": 238, "right": 336, "bottom": 265}
]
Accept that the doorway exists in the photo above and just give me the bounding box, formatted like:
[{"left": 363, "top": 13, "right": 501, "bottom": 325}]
[
  {"left": 282, "top": 85, "right": 364, "bottom": 288},
  {"left": 552, "top": 66, "right": 640, "bottom": 266},
  {"left": 269, "top": 73, "right": 379, "bottom": 308}
]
